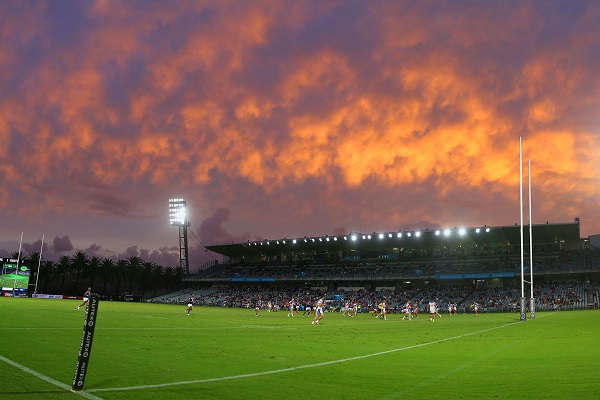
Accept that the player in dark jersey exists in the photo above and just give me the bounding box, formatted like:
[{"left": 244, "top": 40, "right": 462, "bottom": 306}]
[
  {"left": 186, "top": 294, "right": 195, "bottom": 315},
  {"left": 78, "top": 287, "right": 91, "bottom": 310}
]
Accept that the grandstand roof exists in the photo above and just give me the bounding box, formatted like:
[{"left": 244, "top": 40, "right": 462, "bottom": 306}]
[{"left": 205, "top": 221, "right": 581, "bottom": 259}]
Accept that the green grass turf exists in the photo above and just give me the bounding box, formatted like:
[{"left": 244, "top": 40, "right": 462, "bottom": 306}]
[{"left": 1, "top": 297, "right": 599, "bottom": 399}]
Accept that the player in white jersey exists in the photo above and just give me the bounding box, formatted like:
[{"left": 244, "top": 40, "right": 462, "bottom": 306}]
[
  {"left": 343, "top": 301, "right": 354, "bottom": 316},
  {"left": 402, "top": 302, "right": 412, "bottom": 321},
  {"left": 428, "top": 300, "right": 437, "bottom": 322},
  {"left": 473, "top": 302, "right": 479, "bottom": 316},
  {"left": 376, "top": 300, "right": 387, "bottom": 320},
  {"left": 312, "top": 298, "right": 324, "bottom": 325},
  {"left": 287, "top": 298, "right": 295, "bottom": 317}
]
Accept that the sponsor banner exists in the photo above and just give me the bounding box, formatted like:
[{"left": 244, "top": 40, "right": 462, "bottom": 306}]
[
  {"left": 230, "top": 277, "right": 276, "bottom": 282},
  {"left": 436, "top": 272, "right": 515, "bottom": 280},
  {"left": 32, "top": 294, "right": 64, "bottom": 299}
]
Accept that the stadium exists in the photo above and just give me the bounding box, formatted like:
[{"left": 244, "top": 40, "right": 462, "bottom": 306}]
[
  {"left": 2, "top": 218, "right": 600, "bottom": 399},
  {"left": 156, "top": 218, "right": 600, "bottom": 314}
]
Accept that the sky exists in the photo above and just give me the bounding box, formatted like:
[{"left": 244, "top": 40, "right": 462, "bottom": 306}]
[{"left": 1, "top": 0, "right": 600, "bottom": 268}]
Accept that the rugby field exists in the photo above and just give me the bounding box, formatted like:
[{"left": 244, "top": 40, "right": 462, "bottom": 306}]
[{"left": 0, "top": 297, "right": 598, "bottom": 399}]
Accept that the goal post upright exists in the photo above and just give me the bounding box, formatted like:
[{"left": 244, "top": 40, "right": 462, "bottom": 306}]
[
  {"left": 529, "top": 159, "right": 536, "bottom": 319},
  {"left": 519, "top": 137, "right": 526, "bottom": 321}
]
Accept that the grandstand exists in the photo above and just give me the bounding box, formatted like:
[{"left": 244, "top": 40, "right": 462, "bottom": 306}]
[{"left": 151, "top": 220, "right": 600, "bottom": 311}]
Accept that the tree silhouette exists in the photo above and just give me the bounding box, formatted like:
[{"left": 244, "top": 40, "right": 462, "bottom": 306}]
[
  {"left": 99, "top": 257, "right": 115, "bottom": 296},
  {"left": 39, "top": 260, "right": 56, "bottom": 293},
  {"left": 126, "top": 256, "right": 143, "bottom": 294},
  {"left": 70, "top": 252, "right": 89, "bottom": 292},
  {"left": 56, "top": 256, "right": 71, "bottom": 292},
  {"left": 4, "top": 246, "right": 187, "bottom": 298},
  {"left": 152, "top": 264, "right": 164, "bottom": 297},
  {"left": 87, "top": 256, "right": 101, "bottom": 290},
  {"left": 114, "top": 259, "right": 128, "bottom": 296}
]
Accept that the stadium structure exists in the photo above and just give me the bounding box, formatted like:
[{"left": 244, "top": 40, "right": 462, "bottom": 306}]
[
  {"left": 158, "top": 218, "right": 599, "bottom": 313},
  {"left": 181, "top": 219, "right": 597, "bottom": 286}
]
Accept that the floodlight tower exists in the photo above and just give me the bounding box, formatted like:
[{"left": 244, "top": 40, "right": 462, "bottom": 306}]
[{"left": 169, "top": 198, "right": 190, "bottom": 275}]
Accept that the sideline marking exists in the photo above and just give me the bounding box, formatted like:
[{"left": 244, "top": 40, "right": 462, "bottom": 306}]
[
  {"left": 0, "top": 354, "right": 104, "bottom": 400},
  {"left": 89, "top": 318, "right": 533, "bottom": 394}
]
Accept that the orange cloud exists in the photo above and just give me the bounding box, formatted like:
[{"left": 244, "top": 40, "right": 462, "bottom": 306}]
[{"left": 2, "top": 0, "right": 600, "bottom": 251}]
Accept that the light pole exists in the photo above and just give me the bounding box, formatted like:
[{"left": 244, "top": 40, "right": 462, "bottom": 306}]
[{"left": 169, "top": 199, "right": 190, "bottom": 275}]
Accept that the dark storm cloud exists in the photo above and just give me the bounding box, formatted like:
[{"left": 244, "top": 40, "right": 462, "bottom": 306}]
[{"left": 52, "top": 235, "right": 74, "bottom": 253}]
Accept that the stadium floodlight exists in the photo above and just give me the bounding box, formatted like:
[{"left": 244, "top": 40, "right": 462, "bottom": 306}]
[
  {"left": 486, "top": 227, "right": 490, "bottom": 232},
  {"left": 168, "top": 198, "right": 190, "bottom": 275},
  {"left": 476, "top": 228, "right": 481, "bottom": 233},
  {"left": 435, "top": 230, "right": 441, "bottom": 236},
  {"left": 351, "top": 235, "right": 357, "bottom": 241},
  {"left": 415, "top": 231, "right": 421, "bottom": 237},
  {"left": 169, "top": 198, "right": 187, "bottom": 226},
  {"left": 397, "top": 232, "right": 402, "bottom": 238},
  {"left": 444, "top": 229, "right": 451, "bottom": 236},
  {"left": 407, "top": 232, "right": 412, "bottom": 237},
  {"left": 459, "top": 228, "right": 466, "bottom": 236}
]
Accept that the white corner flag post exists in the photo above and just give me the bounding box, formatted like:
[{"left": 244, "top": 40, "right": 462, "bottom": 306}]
[
  {"left": 519, "top": 138, "right": 526, "bottom": 321},
  {"left": 528, "top": 160, "right": 535, "bottom": 319}
]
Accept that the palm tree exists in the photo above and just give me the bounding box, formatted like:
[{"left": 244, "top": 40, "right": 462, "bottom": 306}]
[
  {"left": 141, "top": 261, "right": 156, "bottom": 296},
  {"left": 87, "top": 256, "right": 101, "bottom": 290},
  {"left": 126, "top": 256, "right": 143, "bottom": 294},
  {"left": 152, "top": 264, "right": 164, "bottom": 297},
  {"left": 56, "top": 256, "right": 71, "bottom": 293},
  {"left": 114, "top": 259, "right": 128, "bottom": 296},
  {"left": 163, "top": 267, "right": 174, "bottom": 294},
  {"left": 70, "top": 252, "right": 89, "bottom": 294},
  {"left": 39, "top": 260, "right": 56, "bottom": 293},
  {"left": 99, "top": 258, "right": 115, "bottom": 297}
]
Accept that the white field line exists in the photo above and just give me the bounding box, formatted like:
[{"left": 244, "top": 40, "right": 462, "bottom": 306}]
[
  {"left": 0, "top": 354, "right": 104, "bottom": 400},
  {"left": 90, "top": 315, "right": 552, "bottom": 394}
]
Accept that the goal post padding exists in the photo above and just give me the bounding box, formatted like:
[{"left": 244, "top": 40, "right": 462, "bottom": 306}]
[{"left": 72, "top": 293, "right": 99, "bottom": 391}]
